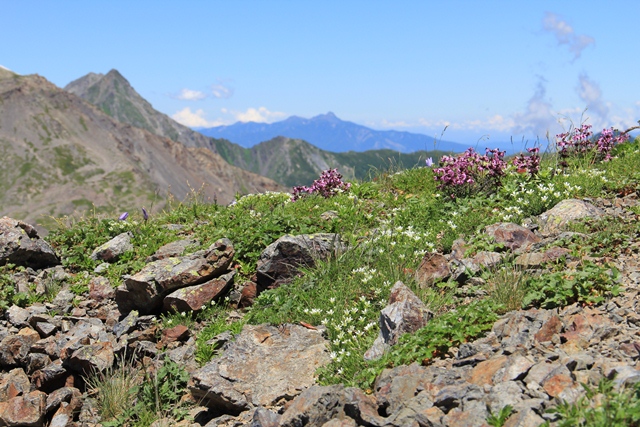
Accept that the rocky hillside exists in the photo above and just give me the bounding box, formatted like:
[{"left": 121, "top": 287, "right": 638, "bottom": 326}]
[
  {"left": 0, "top": 70, "right": 283, "bottom": 228},
  {"left": 1, "top": 192, "right": 640, "bottom": 426}
]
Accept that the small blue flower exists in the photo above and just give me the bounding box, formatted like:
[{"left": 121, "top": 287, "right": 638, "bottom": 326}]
[
  {"left": 142, "top": 207, "right": 149, "bottom": 221},
  {"left": 118, "top": 212, "right": 129, "bottom": 221},
  {"left": 425, "top": 157, "right": 434, "bottom": 167}
]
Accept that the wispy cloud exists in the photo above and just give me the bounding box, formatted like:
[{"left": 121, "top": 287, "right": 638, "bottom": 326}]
[
  {"left": 512, "top": 77, "right": 557, "bottom": 137},
  {"left": 542, "top": 12, "right": 595, "bottom": 61},
  {"left": 171, "top": 107, "right": 225, "bottom": 127},
  {"left": 175, "top": 88, "right": 207, "bottom": 101},
  {"left": 211, "top": 82, "right": 234, "bottom": 99},
  {"left": 576, "top": 73, "right": 609, "bottom": 123}
]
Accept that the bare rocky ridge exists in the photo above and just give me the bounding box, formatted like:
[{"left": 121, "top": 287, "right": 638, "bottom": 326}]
[
  {"left": 0, "top": 72, "right": 284, "bottom": 227},
  {"left": 1, "top": 195, "right": 640, "bottom": 426},
  {"left": 64, "top": 70, "right": 217, "bottom": 151}
]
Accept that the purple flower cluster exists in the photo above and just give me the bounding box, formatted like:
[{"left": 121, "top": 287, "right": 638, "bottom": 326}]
[
  {"left": 292, "top": 168, "right": 351, "bottom": 201},
  {"left": 512, "top": 147, "right": 541, "bottom": 175},
  {"left": 433, "top": 148, "right": 507, "bottom": 198},
  {"left": 556, "top": 124, "right": 628, "bottom": 166}
]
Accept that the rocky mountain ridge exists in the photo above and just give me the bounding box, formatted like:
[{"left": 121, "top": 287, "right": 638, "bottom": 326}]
[
  {"left": 0, "top": 71, "right": 283, "bottom": 228},
  {"left": 64, "top": 70, "right": 439, "bottom": 187},
  {"left": 0, "top": 193, "right": 638, "bottom": 426}
]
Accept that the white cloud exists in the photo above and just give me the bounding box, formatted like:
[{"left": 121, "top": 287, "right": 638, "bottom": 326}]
[
  {"left": 543, "top": 12, "right": 595, "bottom": 60},
  {"left": 211, "top": 83, "right": 234, "bottom": 99},
  {"left": 171, "top": 107, "right": 226, "bottom": 127},
  {"left": 234, "top": 107, "right": 287, "bottom": 123},
  {"left": 176, "top": 88, "right": 207, "bottom": 101}
]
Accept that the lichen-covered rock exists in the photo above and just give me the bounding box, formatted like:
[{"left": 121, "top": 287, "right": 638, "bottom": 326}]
[
  {"left": 538, "top": 199, "right": 604, "bottom": 235},
  {"left": 0, "top": 216, "right": 59, "bottom": 269}
]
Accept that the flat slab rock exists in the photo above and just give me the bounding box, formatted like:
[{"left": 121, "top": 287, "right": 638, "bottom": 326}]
[{"left": 189, "top": 323, "right": 330, "bottom": 415}]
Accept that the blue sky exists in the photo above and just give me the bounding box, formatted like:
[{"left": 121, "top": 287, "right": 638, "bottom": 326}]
[{"left": 4, "top": 1, "right": 640, "bottom": 146}]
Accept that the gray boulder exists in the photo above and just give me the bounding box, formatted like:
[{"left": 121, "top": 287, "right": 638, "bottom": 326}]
[
  {"left": 0, "top": 216, "right": 59, "bottom": 269},
  {"left": 256, "top": 233, "right": 345, "bottom": 291}
]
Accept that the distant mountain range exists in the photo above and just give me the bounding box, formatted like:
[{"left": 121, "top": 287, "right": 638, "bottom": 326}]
[{"left": 196, "top": 112, "right": 470, "bottom": 153}]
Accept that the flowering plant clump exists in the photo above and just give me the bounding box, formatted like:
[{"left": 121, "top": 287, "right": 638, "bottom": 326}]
[
  {"left": 433, "top": 148, "right": 507, "bottom": 198},
  {"left": 292, "top": 169, "right": 351, "bottom": 201},
  {"left": 556, "top": 124, "right": 628, "bottom": 167},
  {"left": 512, "top": 147, "right": 541, "bottom": 175}
]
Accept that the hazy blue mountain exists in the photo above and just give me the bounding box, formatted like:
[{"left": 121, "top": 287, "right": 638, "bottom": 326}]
[{"left": 196, "top": 112, "right": 470, "bottom": 153}]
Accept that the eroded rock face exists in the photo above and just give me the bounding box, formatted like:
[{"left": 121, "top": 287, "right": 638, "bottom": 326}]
[
  {"left": 0, "top": 217, "right": 59, "bottom": 269},
  {"left": 116, "top": 238, "right": 234, "bottom": 314},
  {"left": 256, "top": 233, "right": 345, "bottom": 291},
  {"left": 189, "top": 323, "right": 331, "bottom": 414}
]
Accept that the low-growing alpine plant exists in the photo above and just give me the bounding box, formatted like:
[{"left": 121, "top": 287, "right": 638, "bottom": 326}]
[
  {"left": 292, "top": 168, "right": 351, "bottom": 201},
  {"left": 557, "top": 123, "right": 628, "bottom": 167}
]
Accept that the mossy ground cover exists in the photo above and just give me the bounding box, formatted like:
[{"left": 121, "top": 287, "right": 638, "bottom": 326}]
[{"left": 3, "top": 128, "right": 640, "bottom": 426}]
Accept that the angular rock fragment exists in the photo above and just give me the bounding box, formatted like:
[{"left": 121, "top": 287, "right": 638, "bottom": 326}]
[
  {"left": 0, "top": 328, "right": 40, "bottom": 367},
  {"left": 163, "top": 271, "right": 235, "bottom": 313},
  {"left": 485, "top": 222, "right": 540, "bottom": 253},
  {"left": 364, "top": 281, "right": 433, "bottom": 360},
  {"left": 415, "top": 252, "right": 450, "bottom": 287},
  {"left": 61, "top": 342, "right": 115, "bottom": 375},
  {"left": 0, "top": 390, "right": 46, "bottom": 427},
  {"left": 90, "top": 231, "right": 133, "bottom": 262}
]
